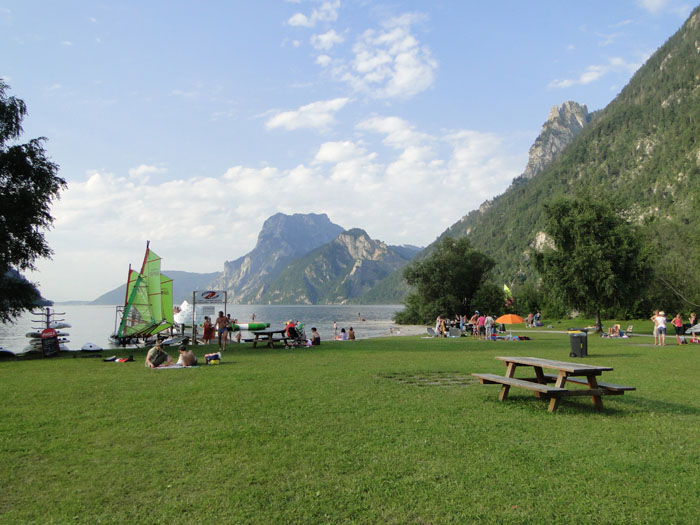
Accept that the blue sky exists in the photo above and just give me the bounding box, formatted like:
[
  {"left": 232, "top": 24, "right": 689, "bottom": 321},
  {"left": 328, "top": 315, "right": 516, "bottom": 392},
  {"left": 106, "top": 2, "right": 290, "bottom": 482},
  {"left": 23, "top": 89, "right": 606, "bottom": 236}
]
[{"left": 1, "top": 0, "right": 693, "bottom": 301}]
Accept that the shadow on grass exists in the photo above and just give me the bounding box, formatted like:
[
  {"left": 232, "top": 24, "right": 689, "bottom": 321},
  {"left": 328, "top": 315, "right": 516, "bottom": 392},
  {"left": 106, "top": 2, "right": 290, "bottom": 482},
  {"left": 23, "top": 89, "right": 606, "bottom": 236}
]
[
  {"left": 585, "top": 353, "right": 644, "bottom": 358},
  {"left": 480, "top": 392, "right": 700, "bottom": 417},
  {"left": 605, "top": 395, "right": 700, "bottom": 416}
]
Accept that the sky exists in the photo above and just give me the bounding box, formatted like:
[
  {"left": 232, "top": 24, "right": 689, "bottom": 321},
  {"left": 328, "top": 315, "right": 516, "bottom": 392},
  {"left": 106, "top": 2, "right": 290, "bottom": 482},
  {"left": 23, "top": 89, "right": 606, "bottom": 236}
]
[{"left": 1, "top": 0, "right": 693, "bottom": 301}]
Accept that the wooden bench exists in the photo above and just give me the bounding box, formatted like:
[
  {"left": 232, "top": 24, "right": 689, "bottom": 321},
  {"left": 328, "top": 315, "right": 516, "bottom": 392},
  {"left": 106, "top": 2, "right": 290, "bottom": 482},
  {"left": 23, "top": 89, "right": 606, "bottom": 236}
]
[
  {"left": 472, "top": 373, "right": 568, "bottom": 401},
  {"left": 541, "top": 373, "right": 635, "bottom": 394}
]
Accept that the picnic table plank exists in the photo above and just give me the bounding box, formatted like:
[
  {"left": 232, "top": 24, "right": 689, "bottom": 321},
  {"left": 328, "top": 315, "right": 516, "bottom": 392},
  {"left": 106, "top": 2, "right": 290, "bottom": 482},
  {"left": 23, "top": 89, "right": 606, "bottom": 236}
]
[
  {"left": 542, "top": 373, "right": 636, "bottom": 392},
  {"left": 495, "top": 356, "right": 613, "bottom": 374},
  {"left": 472, "top": 373, "right": 568, "bottom": 395}
]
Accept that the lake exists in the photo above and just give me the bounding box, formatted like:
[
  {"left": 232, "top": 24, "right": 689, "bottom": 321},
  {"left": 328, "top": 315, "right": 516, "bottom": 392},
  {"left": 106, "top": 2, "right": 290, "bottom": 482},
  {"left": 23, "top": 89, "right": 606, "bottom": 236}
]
[{"left": 0, "top": 304, "right": 415, "bottom": 353}]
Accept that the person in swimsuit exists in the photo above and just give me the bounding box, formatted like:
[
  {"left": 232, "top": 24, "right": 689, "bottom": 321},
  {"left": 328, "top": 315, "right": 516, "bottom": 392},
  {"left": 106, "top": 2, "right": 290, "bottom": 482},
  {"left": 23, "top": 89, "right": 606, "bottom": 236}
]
[
  {"left": 215, "top": 311, "right": 229, "bottom": 351},
  {"left": 176, "top": 345, "right": 197, "bottom": 366}
]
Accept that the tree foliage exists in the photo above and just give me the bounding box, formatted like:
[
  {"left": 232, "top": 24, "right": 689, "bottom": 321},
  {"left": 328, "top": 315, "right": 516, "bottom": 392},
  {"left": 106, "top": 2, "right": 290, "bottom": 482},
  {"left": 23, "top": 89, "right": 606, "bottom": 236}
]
[
  {"left": 0, "top": 80, "right": 65, "bottom": 322},
  {"left": 395, "top": 237, "right": 494, "bottom": 324},
  {"left": 533, "top": 196, "right": 651, "bottom": 329}
]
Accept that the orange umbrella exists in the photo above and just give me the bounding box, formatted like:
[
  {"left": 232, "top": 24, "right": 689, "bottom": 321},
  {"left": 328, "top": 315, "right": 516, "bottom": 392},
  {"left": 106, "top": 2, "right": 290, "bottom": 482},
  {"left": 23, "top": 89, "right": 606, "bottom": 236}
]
[
  {"left": 495, "top": 314, "right": 524, "bottom": 324},
  {"left": 494, "top": 314, "right": 525, "bottom": 339}
]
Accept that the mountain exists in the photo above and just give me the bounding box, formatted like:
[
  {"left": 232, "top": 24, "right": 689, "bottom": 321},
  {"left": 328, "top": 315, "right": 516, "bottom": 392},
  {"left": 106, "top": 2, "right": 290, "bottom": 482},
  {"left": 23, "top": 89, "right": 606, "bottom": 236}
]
[
  {"left": 255, "top": 229, "right": 419, "bottom": 304},
  {"left": 362, "top": 100, "right": 594, "bottom": 304},
  {"left": 208, "top": 213, "right": 345, "bottom": 303},
  {"left": 438, "top": 7, "right": 700, "bottom": 304},
  {"left": 91, "top": 270, "right": 221, "bottom": 305},
  {"left": 519, "top": 101, "right": 593, "bottom": 180}
]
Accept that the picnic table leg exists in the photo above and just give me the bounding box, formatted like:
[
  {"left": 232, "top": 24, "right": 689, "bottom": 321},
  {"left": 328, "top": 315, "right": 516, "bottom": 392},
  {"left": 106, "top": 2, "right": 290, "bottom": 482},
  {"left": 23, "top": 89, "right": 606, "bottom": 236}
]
[
  {"left": 499, "top": 362, "right": 517, "bottom": 401},
  {"left": 548, "top": 371, "right": 568, "bottom": 412},
  {"left": 586, "top": 374, "right": 604, "bottom": 410},
  {"left": 533, "top": 366, "right": 546, "bottom": 398},
  {"left": 252, "top": 336, "right": 259, "bottom": 349}
]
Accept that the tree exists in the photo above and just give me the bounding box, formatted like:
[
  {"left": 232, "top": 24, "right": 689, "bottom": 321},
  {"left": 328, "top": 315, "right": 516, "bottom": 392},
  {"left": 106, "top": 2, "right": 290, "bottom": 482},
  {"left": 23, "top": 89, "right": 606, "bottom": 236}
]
[
  {"left": 533, "top": 196, "right": 651, "bottom": 332},
  {"left": 0, "top": 80, "right": 65, "bottom": 322},
  {"left": 395, "top": 236, "right": 494, "bottom": 324}
]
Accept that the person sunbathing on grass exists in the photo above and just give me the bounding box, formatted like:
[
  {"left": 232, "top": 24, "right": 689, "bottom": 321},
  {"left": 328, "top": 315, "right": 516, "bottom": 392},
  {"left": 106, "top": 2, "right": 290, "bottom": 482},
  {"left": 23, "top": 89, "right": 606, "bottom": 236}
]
[
  {"left": 145, "top": 341, "right": 174, "bottom": 368},
  {"left": 176, "top": 345, "right": 197, "bottom": 366}
]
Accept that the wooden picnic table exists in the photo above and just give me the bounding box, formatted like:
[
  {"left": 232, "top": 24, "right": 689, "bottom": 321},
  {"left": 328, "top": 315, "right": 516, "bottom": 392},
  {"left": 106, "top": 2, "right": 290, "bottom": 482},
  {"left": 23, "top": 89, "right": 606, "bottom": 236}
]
[
  {"left": 251, "top": 329, "right": 292, "bottom": 348},
  {"left": 473, "top": 356, "right": 635, "bottom": 412}
]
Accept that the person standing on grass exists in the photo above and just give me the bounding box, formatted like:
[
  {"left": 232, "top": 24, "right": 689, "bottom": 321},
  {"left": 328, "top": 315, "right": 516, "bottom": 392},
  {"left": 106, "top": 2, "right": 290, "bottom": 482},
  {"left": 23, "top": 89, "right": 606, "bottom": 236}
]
[
  {"left": 477, "top": 313, "right": 486, "bottom": 341},
  {"left": 469, "top": 312, "right": 479, "bottom": 337},
  {"left": 654, "top": 311, "right": 667, "bottom": 346},
  {"left": 215, "top": 311, "right": 228, "bottom": 351},
  {"left": 484, "top": 313, "right": 494, "bottom": 340},
  {"left": 226, "top": 314, "right": 234, "bottom": 342},
  {"left": 202, "top": 316, "right": 214, "bottom": 344},
  {"left": 232, "top": 319, "right": 242, "bottom": 343},
  {"left": 651, "top": 310, "right": 660, "bottom": 345},
  {"left": 672, "top": 313, "right": 684, "bottom": 345}
]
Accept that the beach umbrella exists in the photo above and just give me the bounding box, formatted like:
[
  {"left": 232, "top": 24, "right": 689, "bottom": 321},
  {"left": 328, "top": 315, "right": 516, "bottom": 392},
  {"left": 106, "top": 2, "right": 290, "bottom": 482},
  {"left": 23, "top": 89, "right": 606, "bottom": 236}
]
[
  {"left": 495, "top": 314, "right": 525, "bottom": 325},
  {"left": 494, "top": 314, "right": 525, "bottom": 339}
]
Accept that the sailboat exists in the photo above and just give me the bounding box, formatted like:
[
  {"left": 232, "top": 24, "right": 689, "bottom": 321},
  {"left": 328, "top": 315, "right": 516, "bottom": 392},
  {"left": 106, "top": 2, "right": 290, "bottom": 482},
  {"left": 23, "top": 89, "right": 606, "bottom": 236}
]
[{"left": 112, "top": 242, "right": 174, "bottom": 343}]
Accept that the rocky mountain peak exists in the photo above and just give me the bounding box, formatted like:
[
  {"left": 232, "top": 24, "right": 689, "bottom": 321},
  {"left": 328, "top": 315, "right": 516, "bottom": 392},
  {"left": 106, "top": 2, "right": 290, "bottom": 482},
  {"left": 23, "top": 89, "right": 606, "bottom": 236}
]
[
  {"left": 335, "top": 229, "right": 388, "bottom": 261},
  {"left": 522, "top": 101, "right": 590, "bottom": 180}
]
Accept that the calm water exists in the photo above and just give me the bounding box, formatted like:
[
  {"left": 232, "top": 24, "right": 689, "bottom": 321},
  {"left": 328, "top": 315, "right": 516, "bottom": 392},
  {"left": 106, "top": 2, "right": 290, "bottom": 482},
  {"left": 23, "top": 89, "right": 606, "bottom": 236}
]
[{"left": 0, "top": 304, "right": 408, "bottom": 353}]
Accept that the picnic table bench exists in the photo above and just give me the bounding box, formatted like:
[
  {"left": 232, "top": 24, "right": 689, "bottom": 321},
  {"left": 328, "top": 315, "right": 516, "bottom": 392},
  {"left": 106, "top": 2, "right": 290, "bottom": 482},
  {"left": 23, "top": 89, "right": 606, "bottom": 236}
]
[
  {"left": 473, "top": 356, "right": 635, "bottom": 412},
  {"left": 250, "top": 329, "right": 294, "bottom": 348}
]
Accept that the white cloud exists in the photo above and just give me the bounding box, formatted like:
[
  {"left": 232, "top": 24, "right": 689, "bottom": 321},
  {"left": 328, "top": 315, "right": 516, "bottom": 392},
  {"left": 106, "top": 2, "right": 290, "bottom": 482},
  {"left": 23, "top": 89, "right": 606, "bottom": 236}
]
[
  {"left": 316, "top": 54, "right": 332, "bottom": 67},
  {"left": 265, "top": 97, "right": 350, "bottom": 131},
  {"left": 33, "top": 116, "right": 524, "bottom": 301},
  {"left": 61, "top": 40, "right": 73, "bottom": 46},
  {"left": 128, "top": 164, "right": 167, "bottom": 181},
  {"left": 311, "top": 29, "right": 344, "bottom": 50},
  {"left": 548, "top": 56, "right": 641, "bottom": 89},
  {"left": 357, "top": 116, "right": 431, "bottom": 150},
  {"left": 339, "top": 14, "right": 437, "bottom": 99},
  {"left": 287, "top": 0, "right": 340, "bottom": 27},
  {"left": 637, "top": 0, "right": 691, "bottom": 16},
  {"left": 313, "top": 140, "right": 368, "bottom": 163}
]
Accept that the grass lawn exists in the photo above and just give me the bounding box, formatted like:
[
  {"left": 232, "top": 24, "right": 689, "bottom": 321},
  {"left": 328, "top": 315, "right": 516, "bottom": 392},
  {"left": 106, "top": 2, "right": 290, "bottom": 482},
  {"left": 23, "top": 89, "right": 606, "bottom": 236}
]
[{"left": 1, "top": 330, "right": 699, "bottom": 523}]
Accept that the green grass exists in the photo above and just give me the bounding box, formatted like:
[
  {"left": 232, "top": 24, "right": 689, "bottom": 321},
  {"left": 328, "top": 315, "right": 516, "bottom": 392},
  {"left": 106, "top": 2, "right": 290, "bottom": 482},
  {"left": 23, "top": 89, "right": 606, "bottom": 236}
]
[{"left": 1, "top": 331, "right": 699, "bottom": 523}]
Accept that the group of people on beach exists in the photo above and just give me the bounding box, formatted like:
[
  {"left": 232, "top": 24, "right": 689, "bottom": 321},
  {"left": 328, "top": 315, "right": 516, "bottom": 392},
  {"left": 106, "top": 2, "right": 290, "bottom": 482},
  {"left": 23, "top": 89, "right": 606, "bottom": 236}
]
[
  {"left": 651, "top": 310, "right": 697, "bottom": 346},
  {"left": 333, "top": 321, "right": 355, "bottom": 340},
  {"left": 434, "top": 311, "right": 510, "bottom": 340}
]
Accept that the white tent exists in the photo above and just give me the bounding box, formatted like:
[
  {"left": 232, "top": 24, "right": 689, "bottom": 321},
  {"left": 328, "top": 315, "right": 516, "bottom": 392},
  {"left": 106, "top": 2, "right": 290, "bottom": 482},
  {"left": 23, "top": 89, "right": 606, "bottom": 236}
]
[
  {"left": 685, "top": 323, "right": 700, "bottom": 334},
  {"left": 173, "top": 300, "right": 204, "bottom": 325}
]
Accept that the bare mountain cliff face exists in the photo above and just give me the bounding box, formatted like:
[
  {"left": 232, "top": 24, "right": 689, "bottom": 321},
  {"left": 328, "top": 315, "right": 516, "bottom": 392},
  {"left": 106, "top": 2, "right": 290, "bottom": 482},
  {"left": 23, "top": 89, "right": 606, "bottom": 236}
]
[
  {"left": 207, "top": 213, "right": 344, "bottom": 303},
  {"left": 521, "top": 101, "right": 591, "bottom": 180},
  {"left": 257, "top": 229, "right": 418, "bottom": 304}
]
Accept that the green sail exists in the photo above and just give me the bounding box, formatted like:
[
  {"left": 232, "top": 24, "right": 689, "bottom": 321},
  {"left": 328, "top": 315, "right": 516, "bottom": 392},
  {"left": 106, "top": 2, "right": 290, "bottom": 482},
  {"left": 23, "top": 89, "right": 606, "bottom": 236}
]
[
  {"left": 116, "top": 244, "right": 175, "bottom": 339},
  {"left": 145, "top": 248, "right": 163, "bottom": 323},
  {"left": 117, "top": 269, "right": 153, "bottom": 337},
  {"left": 161, "top": 273, "right": 174, "bottom": 325}
]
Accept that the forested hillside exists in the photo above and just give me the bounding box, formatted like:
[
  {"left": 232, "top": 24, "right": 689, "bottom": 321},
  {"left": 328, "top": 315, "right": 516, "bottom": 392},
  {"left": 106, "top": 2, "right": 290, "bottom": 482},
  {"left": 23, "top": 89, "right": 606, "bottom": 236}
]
[{"left": 436, "top": 7, "right": 700, "bottom": 315}]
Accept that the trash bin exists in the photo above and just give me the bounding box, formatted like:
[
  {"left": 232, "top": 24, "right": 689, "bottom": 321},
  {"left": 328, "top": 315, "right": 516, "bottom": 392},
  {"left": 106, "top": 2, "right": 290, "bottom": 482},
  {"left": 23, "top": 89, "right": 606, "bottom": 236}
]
[{"left": 568, "top": 329, "right": 588, "bottom": 358}]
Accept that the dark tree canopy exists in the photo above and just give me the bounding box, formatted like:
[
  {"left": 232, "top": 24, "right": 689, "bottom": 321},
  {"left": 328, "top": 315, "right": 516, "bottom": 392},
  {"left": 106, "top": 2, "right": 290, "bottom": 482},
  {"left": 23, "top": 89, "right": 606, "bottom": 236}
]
[
  {"left": 395, "top": 236, "right": 494, "bottom": 324},
  {"left": 534, "top": 196, "right": 651, "bottom": 330},
  {"left": 0, "top": 80, "right": 65, "bottom": 322}
]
